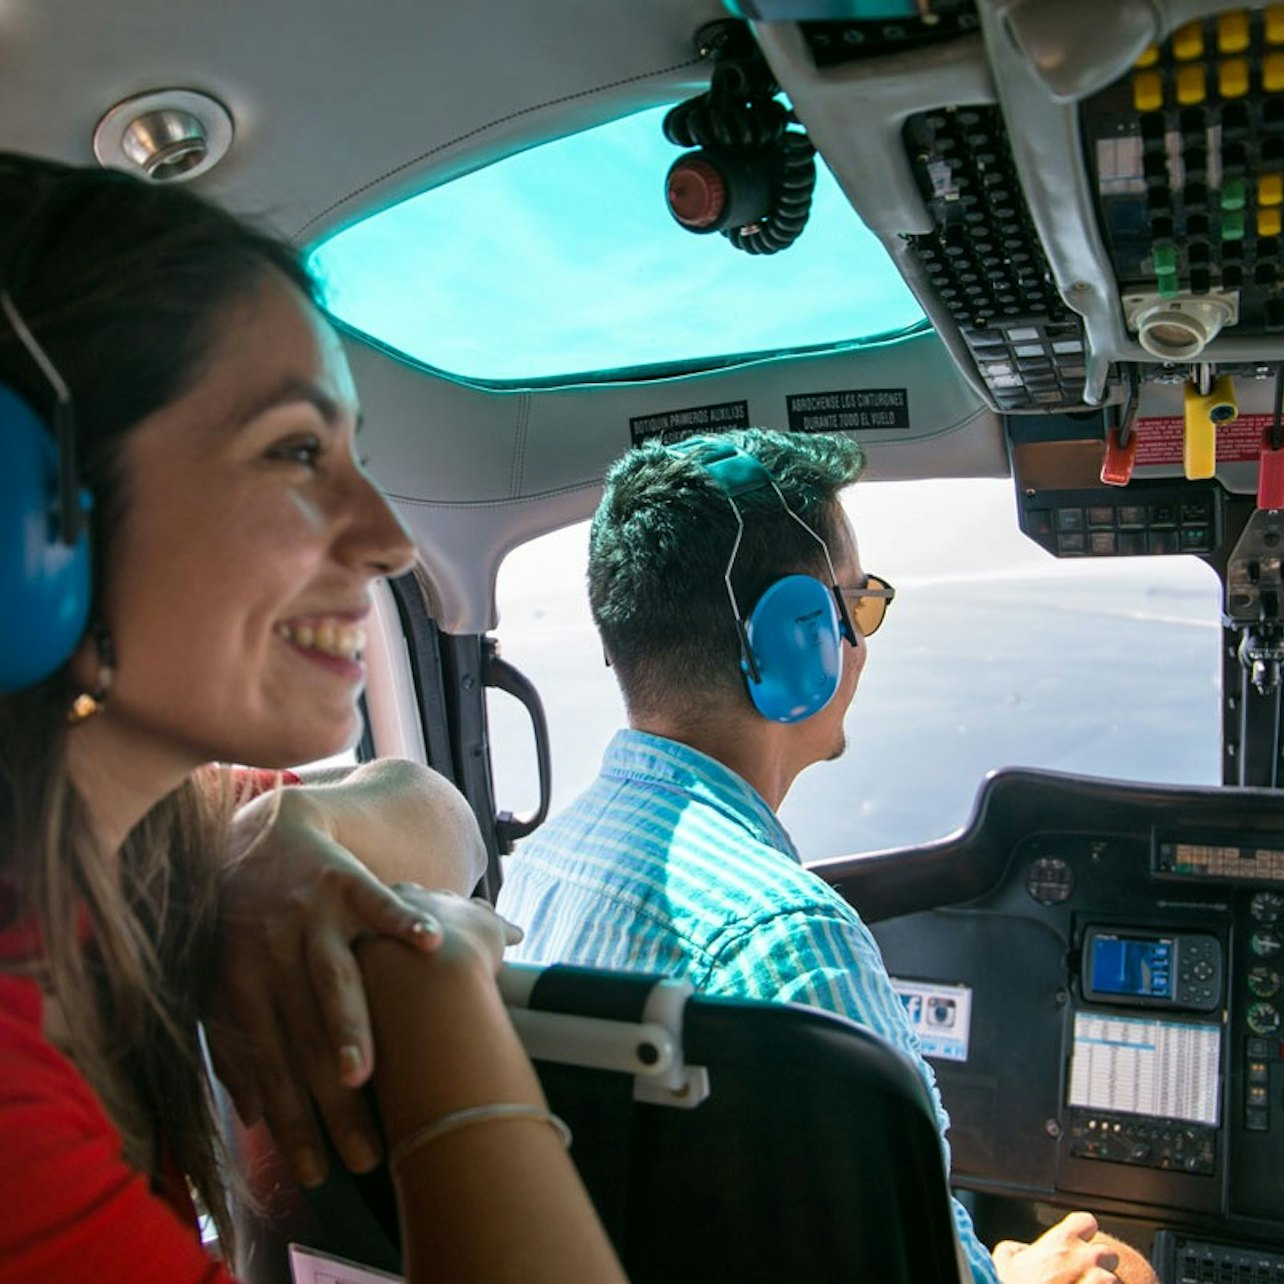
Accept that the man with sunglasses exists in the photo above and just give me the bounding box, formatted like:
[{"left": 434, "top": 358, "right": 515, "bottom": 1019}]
[{"left": 499, "top": 428, "right": 1151, "bottom": 1284}]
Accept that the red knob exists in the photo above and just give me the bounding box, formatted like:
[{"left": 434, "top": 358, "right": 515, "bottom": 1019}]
[{"left": 667, "top": 156, "right": 727, "bottom": 229}]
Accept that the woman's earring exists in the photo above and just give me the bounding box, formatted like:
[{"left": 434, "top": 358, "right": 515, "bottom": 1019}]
[{"left": 67, "top": 624, "right": 116, "bottom": 724}]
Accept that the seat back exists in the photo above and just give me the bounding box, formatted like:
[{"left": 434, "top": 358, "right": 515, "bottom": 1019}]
[
  {"left": 508, "top": 964, "right": 968, "bottom": 1283},
  {"left": 228, "top": 962, "right": 968, "bottom": 1284}
]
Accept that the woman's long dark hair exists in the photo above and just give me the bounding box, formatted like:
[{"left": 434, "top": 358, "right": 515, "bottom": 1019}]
[{"left": 0, "top": 153, "right": 318, "bottom": 1251}]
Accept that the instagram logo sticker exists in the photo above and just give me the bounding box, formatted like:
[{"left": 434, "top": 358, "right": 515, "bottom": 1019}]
[{"left": 890, "top": 978, "right": 973, "bottom": 1062}]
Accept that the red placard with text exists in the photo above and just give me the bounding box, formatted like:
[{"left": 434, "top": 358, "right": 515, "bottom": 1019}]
[{"left": 1133, "top": 415, "right": 1277, "bottom": 465}]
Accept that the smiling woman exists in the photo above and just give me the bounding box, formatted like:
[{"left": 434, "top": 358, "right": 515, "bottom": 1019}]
[
  {"left": 92, "top": 275, "right": 414, "bottom": 776},
  {"left": 0, "top": 153, "right": 624, "bottom": 1284}
]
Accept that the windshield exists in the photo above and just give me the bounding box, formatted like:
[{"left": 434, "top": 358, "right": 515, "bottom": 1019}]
[{"left": 489, "top": 477, "right": 1221, "bottom": 862}]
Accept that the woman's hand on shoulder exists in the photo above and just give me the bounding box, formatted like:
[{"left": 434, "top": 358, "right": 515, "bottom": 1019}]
[
  {"left": 376, "top": 884, "right": 522, "bottom": 977},
  {"left": 204, "top": 760, "right": 489, "bottom": 1189}
]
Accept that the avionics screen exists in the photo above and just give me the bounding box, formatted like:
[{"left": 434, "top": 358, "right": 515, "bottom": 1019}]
[
  {"left": 1068, "top": 1012, "right": 1221, "bottom": 1125},
  {"left": 1089, "top": 934, "right": 1173, "bottom": 999}
]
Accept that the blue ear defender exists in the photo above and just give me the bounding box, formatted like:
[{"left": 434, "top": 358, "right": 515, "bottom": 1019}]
[
  {"left": 668, "top": 435, "right": 856, "bottom": 724},
  {"left": 743, "top": 572, "right": 844, "bottom": 722},
  {"left": 0, "top": 291, "right": 92, "bottom": 693}
]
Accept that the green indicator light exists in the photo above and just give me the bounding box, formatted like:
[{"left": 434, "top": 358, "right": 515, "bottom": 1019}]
[
  {"left": 1157, "top": 273, "right": 1181, "bottom": 297},
  {"left": 1153, "top": 243, "right": 1179, "bottom": 272},
  {"left": 1222, "top": 178, "right": 1247, "bottom": 211},
  {"left": 1223, "top": 209, "right": 1246, "bottom": 240}
]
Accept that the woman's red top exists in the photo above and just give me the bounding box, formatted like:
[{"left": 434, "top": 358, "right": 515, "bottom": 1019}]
[
  {"left": 0, "top": 766, "right": 301, "bottom": 1283},
  {"left": 0, "top": 967, "right": 235, "bottom": 1283}
]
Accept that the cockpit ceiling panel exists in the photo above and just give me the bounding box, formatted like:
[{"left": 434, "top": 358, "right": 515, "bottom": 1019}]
[
  {"left": 0, "top": 0, "right": 724, "bottom": 240},
  {"left": 753, "top": 4, "right": 1284, "bottom": 415}
]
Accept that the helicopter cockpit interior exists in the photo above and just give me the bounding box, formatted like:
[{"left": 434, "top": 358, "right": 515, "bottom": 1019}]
[{"left": 6, "top": 1, "right": 1284, "bottom": 1279}]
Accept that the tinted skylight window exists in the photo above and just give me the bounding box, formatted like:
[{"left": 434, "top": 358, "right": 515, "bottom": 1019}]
[{"left": 310, "top": 106, "right": 925, "bottom": 383}]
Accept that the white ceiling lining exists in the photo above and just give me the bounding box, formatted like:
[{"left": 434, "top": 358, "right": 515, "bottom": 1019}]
[{"left": 0, "top": 0, "right": 722, "bottom": 240}]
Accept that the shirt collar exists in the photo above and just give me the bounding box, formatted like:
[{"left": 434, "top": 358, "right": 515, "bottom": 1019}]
[{"left": 602, "top": 728, "right": 802, "bottom": 864}]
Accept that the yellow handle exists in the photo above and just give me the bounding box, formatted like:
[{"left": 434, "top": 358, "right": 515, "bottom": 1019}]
[{"left": 1184, "top": 376, "right": 1238, "bottom": 480}]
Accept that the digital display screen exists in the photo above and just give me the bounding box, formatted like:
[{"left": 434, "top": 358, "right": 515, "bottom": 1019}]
[
  {"left": 1089, "top": 934, "right": 1173, "bottom": 999},
  {"left": 1068, "top": 1012, "right": 1221, "bottom": 1125}
]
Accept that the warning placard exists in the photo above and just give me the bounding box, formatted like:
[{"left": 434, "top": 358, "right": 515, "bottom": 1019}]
[
  {"left": 629, "top": 400, "right": 749, "bottom": 446},
  {"left": 1134, "top": 414, "right": 1272, "bottom": 465},
  {"left": 785, "top": 387, "right": 910, "bottom": 433}
]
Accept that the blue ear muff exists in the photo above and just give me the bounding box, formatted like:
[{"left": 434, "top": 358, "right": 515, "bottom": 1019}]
[
  {"left": 669, "top": 434, "right": 851, "bottom": 725},
  {"left": 742, "top": 573, "right": 843, "bottom": 723},
  {"left": 0, "top": 382, "right": 91, "bottom": 692}
]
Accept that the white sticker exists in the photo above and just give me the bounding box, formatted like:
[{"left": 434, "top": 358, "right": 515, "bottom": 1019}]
[
  {"left": 890, "top": 977, "right": 973, "bottom": 1063},
  {"left": 288, "top": 1244, "right": 402, "bottom": 1284}
]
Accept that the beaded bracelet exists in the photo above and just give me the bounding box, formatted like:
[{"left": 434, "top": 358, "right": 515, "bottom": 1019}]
[{"left": 388, "top": 1103, "right": 573, "bottom": 1177}]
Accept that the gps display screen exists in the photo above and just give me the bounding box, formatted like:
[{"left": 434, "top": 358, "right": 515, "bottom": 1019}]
[{"left": 1089, "top": 934, "right": 1174, "bottom": 999}]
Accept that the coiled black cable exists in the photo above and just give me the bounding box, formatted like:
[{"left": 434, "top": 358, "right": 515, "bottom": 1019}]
[
  {"left": 663, "top": 70, "right": 789, "bottom": 150},
  {"left": 662, "top": 56, "right": 816, "bottom": 256},
  {"left": 726, "top": 133, "right": 816, "bottom": 255}
]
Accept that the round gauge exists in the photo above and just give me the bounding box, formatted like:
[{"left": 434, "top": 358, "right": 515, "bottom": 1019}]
[
  {"left": 1250, "top": 890, "right": 1284, "bottom": 925},
  {"left": 1246, "top": 1001, "right": 1282, "bottom": 1037},
  {"left": 1247, "top": 964, "right": 1282, "bottom": 999},
  {"left": 1250, "top": 929, "right": 1284, "bottom": 959},
  {"left": 1025, "top": 856, "right": 1074, "bottom": 906}
]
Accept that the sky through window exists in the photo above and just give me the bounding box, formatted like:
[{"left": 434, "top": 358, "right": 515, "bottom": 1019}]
[{"left": 310, "top": 105, "right": 926, "bottom": 383}]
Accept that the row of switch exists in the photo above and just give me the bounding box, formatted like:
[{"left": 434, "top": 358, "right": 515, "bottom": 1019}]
[
  {"left": 1056, "top": 528, "right": 1212, "bottom": 557},
  {"left": 907, "top": 105, "right": 1086, "bottom": 410},
  {"left": 1134, "top": 58, "right": 1284, "bottom": 111},
  {"left": 1135, "top": 10, "right": 1284, "bottom": 64},
  {"left": 1244, "top": 1036, "right": 1275, "bottom": 1132}
]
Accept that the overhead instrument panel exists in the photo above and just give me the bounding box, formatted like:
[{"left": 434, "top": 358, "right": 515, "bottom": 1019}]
[
  {"left": 740, "top": 0, "right": 1113, "bottom": 413},
  {"left": 744, "top": 2, "right": 1284, "bottom": 411},
  {"left": 1080, "top": 10, "right": 1284, "bottom": 362}
]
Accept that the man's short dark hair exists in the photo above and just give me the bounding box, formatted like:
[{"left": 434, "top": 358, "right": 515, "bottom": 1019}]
[{"left": 588, "top": 428, "right": 865, "bottom": 718}]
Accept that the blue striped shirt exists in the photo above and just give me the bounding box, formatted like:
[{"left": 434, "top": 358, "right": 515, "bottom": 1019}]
[{"left": 498, "top": 728, "right": 999, "bottom": 1284}]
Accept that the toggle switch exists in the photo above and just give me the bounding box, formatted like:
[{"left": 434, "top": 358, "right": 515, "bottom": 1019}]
[
  {"left": 1259, "top": 430, "right": 1284, "bottom": 510},
  {"left": 1102, "top": 375, "right": 1141, "bottom": 488},
  {"left": 1102, "top": 424, "right": 1138, "bottom": 487}
]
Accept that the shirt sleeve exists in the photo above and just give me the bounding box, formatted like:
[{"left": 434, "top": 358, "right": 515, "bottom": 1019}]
[
  {"left": 0, "top": 976, "right": 236, "bottom": 1284},
  {"left": 706, "top": 907, "right": 1001, "bottom": 1284}
]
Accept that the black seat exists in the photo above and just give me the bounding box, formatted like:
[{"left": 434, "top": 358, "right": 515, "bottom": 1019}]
[{"left": 229, "top": 962, "right": 968, "bottom": 1284}]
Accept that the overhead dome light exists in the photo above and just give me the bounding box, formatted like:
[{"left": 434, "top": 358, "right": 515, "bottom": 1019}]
[{"left": 93, "top": 90, "right": 233, "bottom": 183}]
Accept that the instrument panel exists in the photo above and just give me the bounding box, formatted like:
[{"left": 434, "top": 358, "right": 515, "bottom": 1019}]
[{"left": 820, "top": 768, "right": 1284, "bottom": 1244}]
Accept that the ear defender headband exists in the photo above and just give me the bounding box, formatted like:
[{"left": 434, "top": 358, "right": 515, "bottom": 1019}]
[
  {"left": 0, "top": 163, "right": 93, "bottom": 692},
  {"left": 669, "top": 435, "right": 856, "bottom": 724}
]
